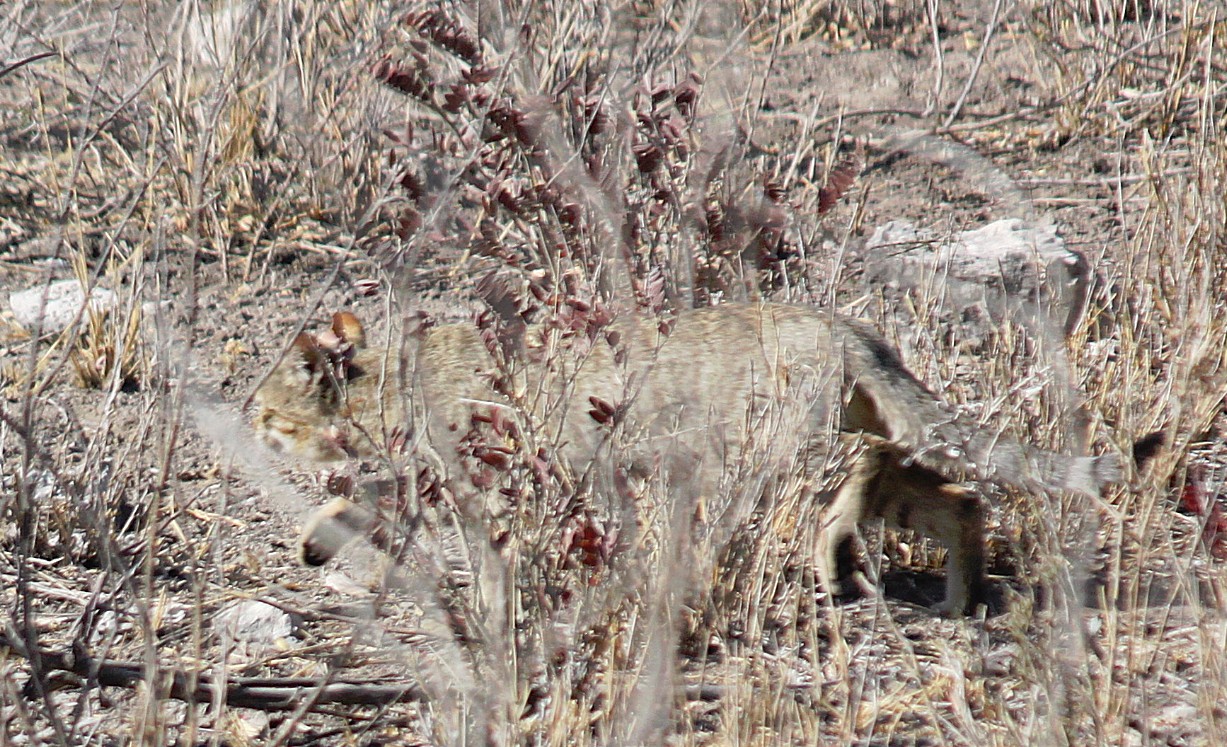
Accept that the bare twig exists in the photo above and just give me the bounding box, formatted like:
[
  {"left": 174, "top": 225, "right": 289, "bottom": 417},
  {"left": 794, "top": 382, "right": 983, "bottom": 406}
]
[
  {"left": 0, "top": 51, "right": 57, "bottom": 80},
  {"left": 942, "top": 0, "right": 1006, "bottom": 129},
  {"left": 0, "top": 632, "right": 427, "bottom": 712}
]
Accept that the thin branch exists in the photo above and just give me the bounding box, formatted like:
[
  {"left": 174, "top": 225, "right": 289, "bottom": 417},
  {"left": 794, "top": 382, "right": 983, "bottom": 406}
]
[
  {"left": 1, "top": 633, "right": 427, "bottom": 712},
  {"left": 943, "top": 0, "right": 1006, "bottom": 129},
  {"left": 0, "top": 51, "right": 57, "bottom": 80}
]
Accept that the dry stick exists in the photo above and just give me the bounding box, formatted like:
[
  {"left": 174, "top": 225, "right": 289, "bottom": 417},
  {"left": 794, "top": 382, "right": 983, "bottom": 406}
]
[
  {"left": 0, "top": 631, "right": 427, "bottom": 712},
  {"left": 942, "top": 0, "right": 1005, "bottom": 130},
  {"left": 923, "top": 0, "right": 945, "bottom": 118},
  {"left": 0, "top": 51, "right": 57, "bottom": 80},
  {"left": 2, "top": 618, "right": 727, "bottom": 716}
]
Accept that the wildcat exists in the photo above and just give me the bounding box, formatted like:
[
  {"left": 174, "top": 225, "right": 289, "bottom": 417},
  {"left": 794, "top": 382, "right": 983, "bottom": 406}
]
[{"left": 254, "top": 304, "right": 1123, "bottom": 615}]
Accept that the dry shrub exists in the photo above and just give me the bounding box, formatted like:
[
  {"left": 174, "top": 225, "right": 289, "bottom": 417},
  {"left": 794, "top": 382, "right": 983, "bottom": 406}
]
[
  {"left": 2, "top": 0, "right": 1227, "bottom": 745},
  {"left": 364, "top": 3, "right": 858, "bottom": 311},
  {"left": 70, "top": 307, "right": 144, "bottom": 391}
]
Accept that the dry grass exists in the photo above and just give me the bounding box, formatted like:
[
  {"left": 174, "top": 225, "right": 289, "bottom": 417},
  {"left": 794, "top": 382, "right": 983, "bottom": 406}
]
[{"left": 1, "top": 0, "right": 1225, "bottom": 744}]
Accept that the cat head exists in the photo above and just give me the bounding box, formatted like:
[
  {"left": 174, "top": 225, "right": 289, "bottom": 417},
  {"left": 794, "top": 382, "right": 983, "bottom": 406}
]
[{"left": 253, "top": 311, "right": 381, "bottom": 461}]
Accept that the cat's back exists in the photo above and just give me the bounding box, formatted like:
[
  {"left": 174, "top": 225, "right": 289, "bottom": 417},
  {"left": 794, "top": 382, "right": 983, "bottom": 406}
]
[
  {"left": 576, "top": 304, "right": 845, "bottom": 450},
  {"left": 630, "top": 303, "right": 841, "bottom": 401}
]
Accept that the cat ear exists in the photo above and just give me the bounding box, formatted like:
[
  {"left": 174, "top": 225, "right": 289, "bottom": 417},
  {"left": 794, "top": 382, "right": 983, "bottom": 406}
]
[
  {"left": 331, "top": 311, "right": 366, "bottom": 349},
  {"left": 290, "top": 332, "right": 326, "bottom": 375}
]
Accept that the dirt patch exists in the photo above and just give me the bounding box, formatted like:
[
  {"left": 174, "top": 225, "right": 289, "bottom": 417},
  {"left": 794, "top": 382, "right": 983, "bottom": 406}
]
[{"left": 1, "top": 1, "right": 1224, "bottom": 744}]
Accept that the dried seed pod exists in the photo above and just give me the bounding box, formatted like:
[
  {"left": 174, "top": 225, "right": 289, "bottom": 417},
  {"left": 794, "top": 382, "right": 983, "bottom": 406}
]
[
  {"left": 406, "top": 9, "right": 482, "bottom": 65},
  {"left": 372, "top": 55, "right": 434, "bottom": 103},
  {"left": 587, "top": 396, "right": 617, "bottom": 426},
  {"left": 817, "top": 150, "right": 863, "bottom": 215},
  {"left": 674, "top": 73, "right": 702, "bottom": 116},
  {"left": 323, "top": 470, "right": 355, "bottom": 497},
  {"left": 633, "top": 142, "right": 663, "bottom": 173}
]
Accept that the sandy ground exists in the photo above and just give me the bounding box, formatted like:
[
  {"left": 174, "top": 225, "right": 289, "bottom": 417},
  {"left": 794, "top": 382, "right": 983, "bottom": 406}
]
[{"left": 1, "top": 1, "right": 1224, "bottom": 744}]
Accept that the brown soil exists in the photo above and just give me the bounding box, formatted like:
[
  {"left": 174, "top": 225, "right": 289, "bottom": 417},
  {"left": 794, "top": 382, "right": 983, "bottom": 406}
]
[{"left": 1, "top": 1, "right": 1224, "bottom": 745}]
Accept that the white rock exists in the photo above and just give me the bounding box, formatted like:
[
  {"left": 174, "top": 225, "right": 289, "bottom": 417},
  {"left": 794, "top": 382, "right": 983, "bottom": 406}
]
[
  {"left": 214, "top": 600, "right": 294, "bottom": 646},
  {"left": 863, "top": 218, "right": 1091, "bottom": 338},
  {"left": 323, "top": 570, "right": 374, "bottom": 598},
  {"left": 9, "top": 280, "right": 117, "bottom": 335}
]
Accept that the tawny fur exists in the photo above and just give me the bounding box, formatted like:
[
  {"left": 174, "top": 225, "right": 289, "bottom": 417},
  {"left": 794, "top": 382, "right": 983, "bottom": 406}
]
[{"left": 254, "top": 303, "right": 1121, "bottom": 615}]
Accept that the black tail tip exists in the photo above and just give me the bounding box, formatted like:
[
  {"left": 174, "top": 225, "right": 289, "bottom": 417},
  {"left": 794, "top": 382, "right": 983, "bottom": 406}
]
[{"left": 1132, "top": 430, "right": 1166, "bottom": 470}]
